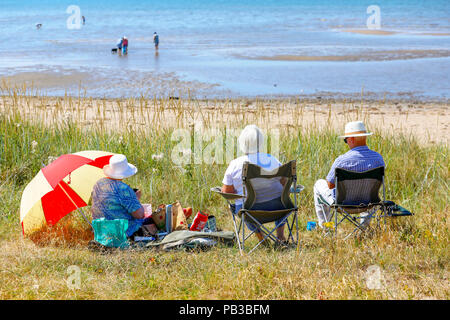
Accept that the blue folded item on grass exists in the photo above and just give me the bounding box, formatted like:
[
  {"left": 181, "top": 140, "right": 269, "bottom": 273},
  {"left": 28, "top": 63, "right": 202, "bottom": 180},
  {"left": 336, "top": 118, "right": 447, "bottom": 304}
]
[
  {"left": 306, "top": 221, "right": 317, "bottom": 231},
  {"left": 92, "top": 218, "right": 130, "bottom": 248}
]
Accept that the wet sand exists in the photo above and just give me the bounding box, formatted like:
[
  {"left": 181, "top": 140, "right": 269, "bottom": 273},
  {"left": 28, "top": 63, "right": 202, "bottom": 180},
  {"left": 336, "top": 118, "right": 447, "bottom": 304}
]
[
  {"left": 0, "top": 67, "right": 220, "bottom": 98},
  {"left": 243, "top": 50, "right": 450, "bottom": 62},
  {"left": 341, "top": 29, "right": 450, "bottom": 37},
  {"left": 1, "top": 95, "right": 448, "bottom": 146},
  {"left": 341, "top": 29, "right": 398, "bottom": 36}
]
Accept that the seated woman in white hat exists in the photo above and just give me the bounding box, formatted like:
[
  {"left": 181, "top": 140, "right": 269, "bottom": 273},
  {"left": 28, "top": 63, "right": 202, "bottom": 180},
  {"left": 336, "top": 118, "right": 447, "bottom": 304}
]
[
  {"left": 221, "top": 125, "right": 288, "bottom": 243},
  {"left": 313, "top": 121, "right": 385, "bottom": 228},
  {"left": 91, "top": 154, "right": 155, "bottom": 239}
]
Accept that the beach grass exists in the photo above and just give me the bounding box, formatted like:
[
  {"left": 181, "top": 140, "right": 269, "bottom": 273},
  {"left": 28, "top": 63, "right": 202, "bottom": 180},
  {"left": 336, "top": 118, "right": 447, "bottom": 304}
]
[{"left": 0, "top": 92, "right": 448, "bottom": 300}]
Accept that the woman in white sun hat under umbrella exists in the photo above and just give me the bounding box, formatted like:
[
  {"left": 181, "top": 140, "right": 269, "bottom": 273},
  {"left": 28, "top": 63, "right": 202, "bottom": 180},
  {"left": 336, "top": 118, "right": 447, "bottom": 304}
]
[{"left": 91, "top": 154, "right": 155, "bottom": 239}]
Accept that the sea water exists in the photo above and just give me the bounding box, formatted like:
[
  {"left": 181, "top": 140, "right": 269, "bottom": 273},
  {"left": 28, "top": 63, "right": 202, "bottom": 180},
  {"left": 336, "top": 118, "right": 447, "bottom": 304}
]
[{"left": 0, "top": 0, "right": 449, "bottom": 99}]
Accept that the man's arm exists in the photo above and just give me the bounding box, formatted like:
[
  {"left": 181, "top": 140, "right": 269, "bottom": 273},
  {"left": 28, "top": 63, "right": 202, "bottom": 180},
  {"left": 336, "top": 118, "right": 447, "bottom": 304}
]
[
  {"left": 325, "top": 157, "right": 339, "bottom": 189},
  {"left": 221, "top": 184, "right": 237, "bottom": 194}
]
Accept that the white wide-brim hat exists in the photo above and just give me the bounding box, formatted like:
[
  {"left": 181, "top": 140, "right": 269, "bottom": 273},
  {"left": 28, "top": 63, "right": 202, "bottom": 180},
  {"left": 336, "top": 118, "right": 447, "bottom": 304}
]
[
  {"left": 103, "top": 154, "right": 137, "bottom": 179},
  {"left": 339, "top": 121, "right": 373, "bottom": 138}
]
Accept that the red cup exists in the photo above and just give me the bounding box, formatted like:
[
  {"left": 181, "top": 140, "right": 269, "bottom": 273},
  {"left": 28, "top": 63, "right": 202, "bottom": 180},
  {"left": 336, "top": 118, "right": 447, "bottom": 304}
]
[{"left": 189, "top": 211, "right": 209, "bottom": 231}]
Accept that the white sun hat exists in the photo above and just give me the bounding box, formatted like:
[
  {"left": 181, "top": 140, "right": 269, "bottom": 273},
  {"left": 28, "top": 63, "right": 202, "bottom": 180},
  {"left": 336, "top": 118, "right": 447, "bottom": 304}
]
[
  {"left": 103, "top": 154, "right": 137, "bottom": 179},
  {"left": 339, "top": 121, "right": 373, "bottom": 138}
]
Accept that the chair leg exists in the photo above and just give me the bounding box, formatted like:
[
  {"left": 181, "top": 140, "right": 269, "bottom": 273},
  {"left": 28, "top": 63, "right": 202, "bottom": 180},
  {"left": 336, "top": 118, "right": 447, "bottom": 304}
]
[
  {"left": 287, "top": 211, "right": 299, "bottom": 245},
  {"left": 334, "top": 209, "right": 368, "bottom": 239},
  {"left": 286, "top": 215, "right": 295, "bottom": 243},
  {"left": 242, "top": 213, "right": 245, "bottom": 252},
  {"left": 230, "top": 211, "right": 243, "bottom": 255},
  {"left": 237, "top": 210, "right": 299, "bottom": 254},
  {"left": 334, "top": 208, "right": 338, "bottom": 238}
]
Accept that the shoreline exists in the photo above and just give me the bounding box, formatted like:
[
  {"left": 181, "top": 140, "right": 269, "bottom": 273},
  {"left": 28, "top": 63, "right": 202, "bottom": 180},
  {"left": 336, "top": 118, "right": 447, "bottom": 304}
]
[{"left": 2, "top": 53, "right": 450, "bottom": 102}]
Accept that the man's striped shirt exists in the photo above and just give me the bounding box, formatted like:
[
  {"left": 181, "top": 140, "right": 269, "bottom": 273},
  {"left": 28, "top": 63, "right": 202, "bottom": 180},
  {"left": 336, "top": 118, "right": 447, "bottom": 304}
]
[{"left": 326, "top": 146, "right": 385, "bottom": 184}]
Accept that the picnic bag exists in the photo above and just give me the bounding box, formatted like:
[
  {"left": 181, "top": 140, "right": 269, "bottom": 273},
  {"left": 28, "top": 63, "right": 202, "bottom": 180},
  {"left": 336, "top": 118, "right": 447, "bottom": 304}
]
[
  {"left": 152, "top": 204, "right": 166, "bottom": 229},
  {"left": 171, "top": 200, "right": 189, "bottom": 231}
]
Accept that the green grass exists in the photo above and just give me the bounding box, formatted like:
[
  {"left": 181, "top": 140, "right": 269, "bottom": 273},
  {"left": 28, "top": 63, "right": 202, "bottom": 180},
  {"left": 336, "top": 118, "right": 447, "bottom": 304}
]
[{"left": 0, "top": 101, "right": 449, "bottom": 300}]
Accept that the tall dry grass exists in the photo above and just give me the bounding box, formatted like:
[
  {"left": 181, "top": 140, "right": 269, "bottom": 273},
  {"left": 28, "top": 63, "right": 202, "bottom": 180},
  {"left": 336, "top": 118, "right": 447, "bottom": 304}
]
[{"left": 0, "top": 88, "right": 448, "bottom": 299}]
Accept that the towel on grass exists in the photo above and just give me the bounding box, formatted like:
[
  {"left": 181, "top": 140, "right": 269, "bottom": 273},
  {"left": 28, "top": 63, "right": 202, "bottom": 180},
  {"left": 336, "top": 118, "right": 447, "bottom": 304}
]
[{"left": 145, "top": 230, "right": 235, "bottom": 251}]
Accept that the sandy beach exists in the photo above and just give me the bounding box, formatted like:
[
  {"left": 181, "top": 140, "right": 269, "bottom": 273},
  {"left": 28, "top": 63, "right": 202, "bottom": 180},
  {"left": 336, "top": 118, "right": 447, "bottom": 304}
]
[{"left": 1, "top": 95, "right": 448, "bottom": 146}]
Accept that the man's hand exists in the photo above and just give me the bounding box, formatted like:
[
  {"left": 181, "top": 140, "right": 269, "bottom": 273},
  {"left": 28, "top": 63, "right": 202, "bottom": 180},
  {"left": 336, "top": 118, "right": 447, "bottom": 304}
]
[{"left": 327, "top": 181, "right": 335, "bottom": 189}]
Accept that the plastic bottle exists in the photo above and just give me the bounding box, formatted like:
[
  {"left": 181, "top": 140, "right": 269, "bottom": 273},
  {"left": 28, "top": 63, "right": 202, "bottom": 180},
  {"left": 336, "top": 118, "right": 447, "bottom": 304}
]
[
  {"left": 165, "top": 204, "right": 172, "bottom": 233},
  {"left": 189, "top": 211, "right": 209, "bottom": 231}
]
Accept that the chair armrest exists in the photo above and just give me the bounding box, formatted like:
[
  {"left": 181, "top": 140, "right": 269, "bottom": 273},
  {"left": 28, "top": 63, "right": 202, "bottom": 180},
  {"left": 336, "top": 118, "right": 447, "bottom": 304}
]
[{"left": 210, "top": 187, "right": 245, "bottom": 201}]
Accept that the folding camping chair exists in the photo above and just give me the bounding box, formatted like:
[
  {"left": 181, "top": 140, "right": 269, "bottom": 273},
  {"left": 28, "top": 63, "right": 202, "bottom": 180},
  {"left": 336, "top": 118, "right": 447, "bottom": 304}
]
[
  {"left": 326, "top": 166, "right": 387, "bottom": 239},
  {"left": 212, "top": 160, "right": 303, "bottom": 254}
]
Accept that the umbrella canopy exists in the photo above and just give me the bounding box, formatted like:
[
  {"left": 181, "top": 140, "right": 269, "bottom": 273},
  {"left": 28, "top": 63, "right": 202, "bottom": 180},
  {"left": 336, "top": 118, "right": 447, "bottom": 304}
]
[{"left": 20, "top": 150, "right": 115, "bottom": 235}]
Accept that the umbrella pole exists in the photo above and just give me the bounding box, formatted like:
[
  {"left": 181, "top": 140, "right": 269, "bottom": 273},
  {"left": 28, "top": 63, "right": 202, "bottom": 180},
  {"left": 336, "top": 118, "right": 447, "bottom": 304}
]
[
  {"left": 76, "top": 207, "right": 93, "bottom": 229},
  {"left": 57, "top": 182, "right": 93, "bottom": 230}
]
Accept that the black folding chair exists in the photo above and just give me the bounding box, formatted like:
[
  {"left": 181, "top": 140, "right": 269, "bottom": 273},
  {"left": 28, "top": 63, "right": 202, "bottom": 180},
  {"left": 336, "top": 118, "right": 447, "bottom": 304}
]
[
  {"left": 330, "top": 167, "right": 387, "bottom": 239},
  {"left": 212, "top": 160, "right": 303, "bottom": 254}
]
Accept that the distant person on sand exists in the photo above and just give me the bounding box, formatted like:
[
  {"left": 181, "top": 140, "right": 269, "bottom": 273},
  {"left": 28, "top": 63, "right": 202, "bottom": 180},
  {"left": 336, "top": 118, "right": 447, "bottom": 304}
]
[
  {"left": 153, "top": 32, "right": 159, "bottom": 50},
  {"left": 115, "top": 37, "right": 123, "bottom": 54},
  {"left": 122, "top": 36, "right": 128, "bottom": 54},
  {"left": 82, "top": 16, "right": 85, "bottom": 25}
]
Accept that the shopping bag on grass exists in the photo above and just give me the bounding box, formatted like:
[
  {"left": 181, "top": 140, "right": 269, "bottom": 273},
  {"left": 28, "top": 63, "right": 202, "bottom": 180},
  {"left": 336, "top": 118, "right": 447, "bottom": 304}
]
[
  {"left": 171, "top": 201, "right": 188, "bottom": 231},
  {"left": 152, "top": 204, "right": 166, "bottom": 229}
]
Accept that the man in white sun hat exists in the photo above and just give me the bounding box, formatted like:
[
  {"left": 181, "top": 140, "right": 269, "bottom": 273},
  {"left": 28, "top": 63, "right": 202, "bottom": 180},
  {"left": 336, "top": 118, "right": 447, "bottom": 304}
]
[
  {"left": 91, "top": 154, "right": 152, "bottom": 238},
  {"left": 313, "top": 121, "right": 385, "bottom": 228}
]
